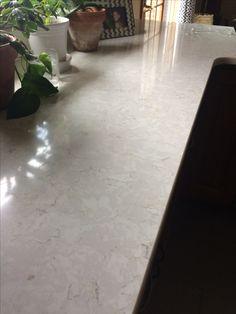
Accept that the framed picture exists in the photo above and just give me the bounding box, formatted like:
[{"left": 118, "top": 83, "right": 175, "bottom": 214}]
[{"left": 92, "top": 0, "right": 135, "bottom": 39}]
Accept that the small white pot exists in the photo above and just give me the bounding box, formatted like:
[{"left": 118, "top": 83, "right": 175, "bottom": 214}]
[{"left": 29, "top": 16, "right": 69, "bottom": 61}]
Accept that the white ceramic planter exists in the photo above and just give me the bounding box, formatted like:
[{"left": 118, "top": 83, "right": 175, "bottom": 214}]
[{"left": 29, "top": 16, "right": 71, "bottom": 71}]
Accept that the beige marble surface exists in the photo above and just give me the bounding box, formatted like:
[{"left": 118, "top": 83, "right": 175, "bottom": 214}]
[{"left": 1, "top": 23, "right": 236, "bottom": 314}]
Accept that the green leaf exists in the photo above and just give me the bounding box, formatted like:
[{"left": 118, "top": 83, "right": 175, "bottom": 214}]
[
  {"left": 39, "top": 52, "right": 52, "bottom": 74},
  {"left": 22, "top": 73, "right": 58, "bottom": 97},
  {"left": 10, "top": 40, "right": 36, "bottom": 61},
  {"left": 1, "top": 8, "right": 12, "bottom": 16},
  {"left": 27, "top": 21, "right": 38, "bottom": 32},
  {"left": 23, "top": 0, "right": 34, "bottom": 9},
  {"left": 7, "top": 88, "right": 40, "bottom": 119},
  {"left": 28, "top": 63, "right": 46, "bottom": 76}
]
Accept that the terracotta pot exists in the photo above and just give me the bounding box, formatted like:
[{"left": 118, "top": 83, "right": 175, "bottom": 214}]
[
  {"left": 69, "top": 8, "right": 106, "bottom": 52},
  {"left": 0, "top": 36, "right": 17, "bottom": 109}
]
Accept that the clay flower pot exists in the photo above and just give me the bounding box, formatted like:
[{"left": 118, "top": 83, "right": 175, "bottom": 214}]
[
  {"left": 69, "top": 8, "right": 106, "bottom": 52},
  {"left": 0, "top": 36, "right": 17, "bottom": 109}
]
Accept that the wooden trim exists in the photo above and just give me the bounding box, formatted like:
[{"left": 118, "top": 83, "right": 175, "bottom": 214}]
[{"left": 140, "top": 0, "right": 165, "bottom": 19}]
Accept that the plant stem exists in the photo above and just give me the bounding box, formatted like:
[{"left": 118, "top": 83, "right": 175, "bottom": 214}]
[{"left": 15, "top": 66, "right": 22, "bottom": 83}]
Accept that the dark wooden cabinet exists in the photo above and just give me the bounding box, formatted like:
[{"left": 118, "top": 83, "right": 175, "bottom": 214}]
[
  {"left": 205, "top": 0, "right": 222, "bottom": 24},
  {"left": 133, "top": 58, "right": 236, "bottom": 314},
  {"left": 196, "top": 0, "right": 236, "bottom": 25}
]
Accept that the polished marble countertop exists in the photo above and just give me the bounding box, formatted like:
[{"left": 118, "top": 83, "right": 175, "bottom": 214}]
[{"left": 1, "top": 23, "right": 236, "bottom": 314}]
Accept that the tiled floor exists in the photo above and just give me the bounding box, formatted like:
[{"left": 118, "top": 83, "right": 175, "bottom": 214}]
[{"left": 1, "top": 22, "right": 236, "bottom": 314}]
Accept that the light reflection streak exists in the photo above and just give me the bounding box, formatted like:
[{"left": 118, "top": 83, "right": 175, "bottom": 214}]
[
  {"left": 1, "top": 121, "right": 52, "bottom": 209},
  {"left": 26, "top": 172, "right": 35, "bottom": 178},
  {"left": 0, "top": 177, "right": 15, "bottom": 207},
  {"left": 10, "top": 177, "right": 16, "bottom": 189},
  {"left": 28, "top": 159, "right": 43, "bottom": 168}
]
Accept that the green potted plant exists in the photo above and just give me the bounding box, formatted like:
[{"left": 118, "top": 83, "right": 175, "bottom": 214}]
[
  {"left": 0, "top": 0, "right": 48, "bottom": 37},
  {"left": 0, "top": 0, "right": 58, "bottom": 119},
  {"left": 67, "top": 0, "right": 106, "bottom": 52},
  {"left": 0, "top": 0, "right": 47, "bottom": 110}
]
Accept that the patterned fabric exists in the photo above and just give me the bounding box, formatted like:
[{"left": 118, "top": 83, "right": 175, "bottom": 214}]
[
  {"left": 99, "top": 0, "right": 135, "bottom": 39},
  {"left": 178, "top": 0, "right": 196, "bottom": 23}
]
